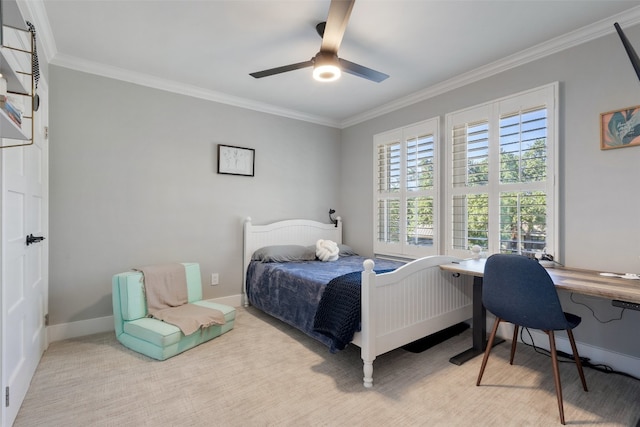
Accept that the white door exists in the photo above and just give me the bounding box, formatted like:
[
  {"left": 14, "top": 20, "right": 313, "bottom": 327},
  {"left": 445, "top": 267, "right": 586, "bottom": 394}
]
[{"left": 1, "top": 86, "right": 48, "bottom": 426}]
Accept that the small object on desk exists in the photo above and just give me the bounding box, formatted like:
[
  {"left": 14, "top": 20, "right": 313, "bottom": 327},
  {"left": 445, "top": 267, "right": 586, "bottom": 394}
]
[{"left": 471, "top": 245, "right": 482, "bottom": 260}]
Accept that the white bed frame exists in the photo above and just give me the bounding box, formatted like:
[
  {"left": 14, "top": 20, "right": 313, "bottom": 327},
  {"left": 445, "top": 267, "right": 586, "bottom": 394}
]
[{"left": 243, "top": 217, "right": 473, "bottom": 387}]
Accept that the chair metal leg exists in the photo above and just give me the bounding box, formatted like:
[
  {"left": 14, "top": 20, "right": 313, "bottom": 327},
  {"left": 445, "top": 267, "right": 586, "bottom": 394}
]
[
  {"left": 476, "top": 317, "right": 501, "bottom": 386},
  {"left": 510, "top": 324, "right": 519, "bottom": 365},
  {"left": 567, "top": 329, "right": 588, "bottom": 392},
  {"left": 547, "top": 331, "right": 566, "bottom": 425}
]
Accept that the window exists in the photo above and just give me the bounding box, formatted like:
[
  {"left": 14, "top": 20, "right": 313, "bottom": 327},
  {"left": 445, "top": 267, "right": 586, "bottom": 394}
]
[
  {"left": 445, "top": 83, "right": 557, "bottom": 259},
  {"left": 374, "top": 118, "right": 439, "bottom": 258}
]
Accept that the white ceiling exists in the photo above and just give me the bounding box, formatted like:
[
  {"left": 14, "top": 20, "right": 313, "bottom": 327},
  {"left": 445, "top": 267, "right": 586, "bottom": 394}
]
[{"left": 25, "top": 0, "right": 640, "bottom": 127}]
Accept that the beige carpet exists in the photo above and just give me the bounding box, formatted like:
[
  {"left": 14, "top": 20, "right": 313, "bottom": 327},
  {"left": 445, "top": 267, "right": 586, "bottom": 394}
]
[{"left": 15, "top": 307, "right": 640, "bottom": 426}]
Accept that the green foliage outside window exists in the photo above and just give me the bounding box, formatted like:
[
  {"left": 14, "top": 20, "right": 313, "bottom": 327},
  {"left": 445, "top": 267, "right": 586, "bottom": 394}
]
[{"left": 461, "top": 137, "right": 547, "bottom": 254}]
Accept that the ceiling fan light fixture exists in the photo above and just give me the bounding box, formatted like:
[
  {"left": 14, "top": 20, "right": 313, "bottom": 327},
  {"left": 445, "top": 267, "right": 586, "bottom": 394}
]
[
  {"left": 313, "top": 52, "right": 341, "bottom": 82},
  {"left": 313, "top": 64, "right": 341, "bottom": 82}
]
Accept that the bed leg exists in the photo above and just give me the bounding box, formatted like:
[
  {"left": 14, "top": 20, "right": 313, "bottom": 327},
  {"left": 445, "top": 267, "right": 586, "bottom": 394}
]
[
  {"left": 361, "top": 260, "right": 376, "bottom": 388},
  {"left": 363, "top": 360, "right": 374, "bottom": 388}
]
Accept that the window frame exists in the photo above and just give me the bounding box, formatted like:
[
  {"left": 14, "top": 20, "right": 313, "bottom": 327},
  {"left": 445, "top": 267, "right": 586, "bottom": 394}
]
[
  {"left": 444, "top": 83, "right": 558, "bottom": 259},
  {"left": 373, "top": 117, "right": 440, "bottom": 258}
]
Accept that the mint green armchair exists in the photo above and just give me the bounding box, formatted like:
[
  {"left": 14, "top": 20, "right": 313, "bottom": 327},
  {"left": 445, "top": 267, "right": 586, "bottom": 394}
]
[{"left": 112, "top": 263, "right": 235, "bottom": 360}]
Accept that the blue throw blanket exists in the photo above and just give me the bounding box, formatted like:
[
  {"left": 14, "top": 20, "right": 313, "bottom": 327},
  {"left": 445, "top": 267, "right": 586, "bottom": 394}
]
[{"left": 313, "top": 269, "right": 393, "bottom": 352}]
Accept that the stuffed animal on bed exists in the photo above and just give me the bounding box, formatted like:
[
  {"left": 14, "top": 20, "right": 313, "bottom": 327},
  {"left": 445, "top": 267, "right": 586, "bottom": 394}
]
[{"left": 316, "top": 239, "right": 339, "bottom": 262}]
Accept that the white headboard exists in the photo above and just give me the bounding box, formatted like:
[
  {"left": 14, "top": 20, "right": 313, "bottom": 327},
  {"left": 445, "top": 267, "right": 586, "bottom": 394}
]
[{"left": 242, "top": 216, "right": 343, "bottom": 304}]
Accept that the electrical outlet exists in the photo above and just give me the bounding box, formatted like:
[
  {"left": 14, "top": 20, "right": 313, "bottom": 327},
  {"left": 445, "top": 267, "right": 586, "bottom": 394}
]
[{"left": 211, "top": 273, "right": 219, "bottom": 286}]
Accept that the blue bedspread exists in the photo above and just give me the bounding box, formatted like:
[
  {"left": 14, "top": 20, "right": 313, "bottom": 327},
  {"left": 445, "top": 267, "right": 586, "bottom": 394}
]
[
  {"left": 313, "top": 269, "right": 394, "bottom": 352},
  {"left": 246, "top": 256, "right": 404, "bottom": 350}
]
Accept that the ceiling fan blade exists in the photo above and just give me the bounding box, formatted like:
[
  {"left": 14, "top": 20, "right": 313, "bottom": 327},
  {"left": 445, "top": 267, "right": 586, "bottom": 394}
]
[
  {"left": 321, "top": 0, "right": 355, "bottom": 53},
  {"left": 250, "top": 60, "right": 314, "bottom": 79},
  {"left": 339, "top": 58, "right": 389, "bottom": 83}
]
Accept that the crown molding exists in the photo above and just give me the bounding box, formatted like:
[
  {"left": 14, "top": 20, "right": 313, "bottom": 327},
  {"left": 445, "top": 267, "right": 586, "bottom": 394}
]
[
  {"left": 340, "top": 5, "right": 640, "bottom": 128},
  {"left": 22, "top": 1, "right": 640, "bottom": 130},
  {"left": 50, "top": 53, "right": 340, "bottom": 128},
  {"left": 23, "top": 0, "right": 341, "bottom": 128}
]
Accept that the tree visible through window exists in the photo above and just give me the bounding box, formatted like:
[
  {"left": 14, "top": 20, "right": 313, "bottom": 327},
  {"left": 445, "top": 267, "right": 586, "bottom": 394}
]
[
  {"left": 446, "top": 84, "right": 557, "bottom": 259},
  {"left": 374, "top": 118, "right": 439, "bottom": 258},
  {"left": 373, "top": 84, "right": 557, "bottom": 260}
]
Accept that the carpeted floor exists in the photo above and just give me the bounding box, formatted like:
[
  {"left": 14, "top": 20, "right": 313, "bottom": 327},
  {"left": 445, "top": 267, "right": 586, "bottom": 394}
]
[{"left": 14, "top": 306, "right": 640, "bottom": 426}]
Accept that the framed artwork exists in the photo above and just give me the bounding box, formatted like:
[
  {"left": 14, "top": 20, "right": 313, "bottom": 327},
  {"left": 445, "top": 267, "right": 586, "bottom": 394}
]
[
  {"left": 600, "top": 105, "right": 640, "bottom": 150},
  {"left": 217, "top": 144, "right": 255, "bottom": 176}
]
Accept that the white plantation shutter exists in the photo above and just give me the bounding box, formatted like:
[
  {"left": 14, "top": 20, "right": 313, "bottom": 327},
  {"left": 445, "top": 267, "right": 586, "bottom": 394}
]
[
  {"left": 374, "top": 118, "right": 439, "bottom": 257},
  {"left": 377, "top": 140, "right": 401, "bottom": 193},
  {"left": 498, "top": 106, "right": 549, "bottom": 254},
  {"left": 406, "top": 134, "right": 434, "bottom": 191},
  {"left": 452, "top": 121, "right": 489, "bottom": 188},
  {"left": 376, "top": 137, "right": 401, "bottom": 246},
  {"left": 406, "top": 132, "right": 435, "bottom": 248},
  {"left": 499, "top": 107, "right": 547, "bottom": 183},
  {"left": 445, "top": 83, "right": 557, "bottom": 259},
  {"left": 450, "top": 118, "right": 490, "bottom": 251}
]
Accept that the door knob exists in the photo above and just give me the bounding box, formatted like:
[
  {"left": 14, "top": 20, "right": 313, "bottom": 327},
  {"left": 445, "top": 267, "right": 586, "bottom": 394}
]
[{"left": 26, "top": 234, "right": 45, "bottom": 246}]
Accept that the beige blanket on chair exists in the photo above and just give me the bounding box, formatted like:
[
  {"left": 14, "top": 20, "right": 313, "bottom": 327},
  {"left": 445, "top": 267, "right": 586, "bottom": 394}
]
[{"left": 137, "top": 263, "right": 226, "bottom": 336}]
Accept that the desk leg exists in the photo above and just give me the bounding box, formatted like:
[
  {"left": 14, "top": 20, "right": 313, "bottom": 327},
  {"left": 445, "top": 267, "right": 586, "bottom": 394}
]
[{"left": 449, "top": 275, "right": 502, "bottom": 365}]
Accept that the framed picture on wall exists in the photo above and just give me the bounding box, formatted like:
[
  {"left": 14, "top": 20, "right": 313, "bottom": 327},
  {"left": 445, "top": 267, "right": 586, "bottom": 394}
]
[
  {"left": 217, "top": 144, "right": 255, "bottom": 176},
  {"left": 600, "top": 105, "right": 640, "bottom": 150}
]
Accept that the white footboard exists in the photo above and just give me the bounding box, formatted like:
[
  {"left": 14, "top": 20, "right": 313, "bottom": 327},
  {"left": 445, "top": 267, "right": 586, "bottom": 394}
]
[{"left": 355, "top": 255, "right": 473, "bottom": 387}]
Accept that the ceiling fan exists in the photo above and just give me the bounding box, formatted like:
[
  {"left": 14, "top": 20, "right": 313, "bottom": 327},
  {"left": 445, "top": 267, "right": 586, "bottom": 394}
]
[{"left": 249, "top": 0, "right": 389, "bottom": 83}]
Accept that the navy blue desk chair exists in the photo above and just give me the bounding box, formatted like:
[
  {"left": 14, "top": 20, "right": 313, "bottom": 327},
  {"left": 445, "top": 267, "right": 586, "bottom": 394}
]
[{"left": 476, "top": 254, "right": 588, "bottom": 425}]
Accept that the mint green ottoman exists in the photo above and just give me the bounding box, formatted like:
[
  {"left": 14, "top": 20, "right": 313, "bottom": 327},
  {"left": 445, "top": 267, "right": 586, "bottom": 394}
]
[{"left": 112, "top": 263, "right": 235, "bottom": 360}]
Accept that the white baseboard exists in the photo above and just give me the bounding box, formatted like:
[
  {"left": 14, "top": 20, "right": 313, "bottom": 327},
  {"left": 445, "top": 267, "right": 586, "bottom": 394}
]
[
  {"left": 47, "top": 294, "right": 244, "bottom": 343},
  {"left": 210, "top": 294, "right": 242, "bottom": 308},
  {"left": 47, "top": 315, "right": 115, "bottom": 343},
  {"left": 496, "top": 325, "right": 640, "bottom": 379}
]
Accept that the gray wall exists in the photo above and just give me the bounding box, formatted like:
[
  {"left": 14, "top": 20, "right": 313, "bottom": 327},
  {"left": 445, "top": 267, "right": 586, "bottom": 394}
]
[
  {"left": 49, "top": 66, "right": 341, "bottom": 325},
  {"left": 50, "top": 24, "right": 640, "bottom": 365},
  {"left": 340, "top": 26, "right": 640, "bottom": 358}
]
